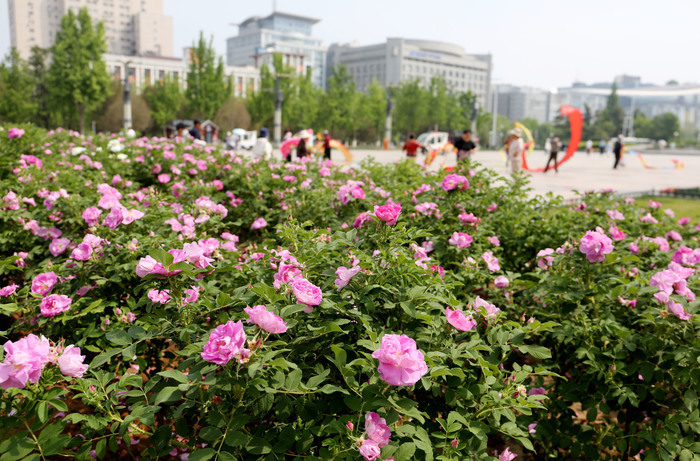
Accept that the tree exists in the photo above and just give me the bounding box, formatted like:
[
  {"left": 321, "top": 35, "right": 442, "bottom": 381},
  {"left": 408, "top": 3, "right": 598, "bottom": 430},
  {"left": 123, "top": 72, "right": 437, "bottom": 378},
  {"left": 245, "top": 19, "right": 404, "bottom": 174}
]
[
  {"left": 518, "top": 118, "right": 540, "bottom": 144},
  {"left": 393, "top": 79, "right": 429, "bottom": 138},
  {"left": 599, "top": 82, "right": 624, "bottom": 136},
  {"left": 95, "top": 82, "right": 152, "bottom": 133},
  {"left": 186, "top": 32, "right": 231, "bottom": 120},
  {"left": 214, "top": 97, "right": 251, "bottom": 132},
  {"left": 0, "top": 48, "right": 37, "bottom": 123},
  {"left": 651, "top": 112, "right": 680, "bottom": 141},
  {"left": 48, "top": 7, "right": 112, "bottom": 133},
  {"left": 144, "top": 76, "right": 185, "bottom": 135},
  {"left": 284, "top": 70, "right": 322, "bottom": 133},
  {"left": 319, "top": 65, "right": 357, "bottom": 140},
  {"left": 354, "top": 79, "right": 386, "bottom": 144},
  {"left": 246, "top": 63, "right": 275, "bottom": 129},
  {"left": 28, "top": 46, "right": 51, "bottom": 128},
  {"left": 633, "top": 111, "right": 654, "bottom": 139}
]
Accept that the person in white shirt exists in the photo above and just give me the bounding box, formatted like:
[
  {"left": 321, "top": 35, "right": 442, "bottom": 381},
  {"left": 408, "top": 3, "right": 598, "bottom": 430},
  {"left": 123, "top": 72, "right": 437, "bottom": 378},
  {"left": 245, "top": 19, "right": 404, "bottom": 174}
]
[
  {"left": 252, "top": 127, "right": 273, "bottom": 159},
  {"left": 507, "top": 128, "right": 524, "bottom": 174}
]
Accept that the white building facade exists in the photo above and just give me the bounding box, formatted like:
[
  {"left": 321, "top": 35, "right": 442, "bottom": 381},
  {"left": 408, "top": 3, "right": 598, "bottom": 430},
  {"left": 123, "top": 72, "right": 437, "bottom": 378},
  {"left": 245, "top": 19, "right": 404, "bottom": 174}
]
[
  {"left": 8, "top": 0, "right": 173, "bottom": 59},
  {"left": 103, "top": 53, "right": 260, "bottom": 98},
  {"left": 327, "top": 38, "right": 492, "bottom": 110},
  {"left": 226, "top": 11, "right": 327, "bottom": 89}
]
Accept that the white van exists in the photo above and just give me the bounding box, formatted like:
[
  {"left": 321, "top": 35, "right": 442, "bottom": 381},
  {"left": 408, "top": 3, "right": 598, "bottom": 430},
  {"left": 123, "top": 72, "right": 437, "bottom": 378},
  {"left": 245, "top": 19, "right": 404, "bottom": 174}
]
[{"left": 416, "top": 132, "right": 450, "bottom": 152}]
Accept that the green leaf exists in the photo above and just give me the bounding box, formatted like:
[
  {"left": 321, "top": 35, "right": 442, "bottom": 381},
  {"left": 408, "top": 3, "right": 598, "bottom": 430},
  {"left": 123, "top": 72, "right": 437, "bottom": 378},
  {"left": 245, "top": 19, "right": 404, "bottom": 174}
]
[
  {"left": 188, "top": 448, "right": 216, "bottom": 461},
  {"left": 517, "top": 345, "right": 552, "bottom": 360},
  {"left": 154, "top": 386, "right": 182, "bottom": 405},
  {"left": 246, "top": 436, "right": 272, "bottom": 455},
  {"left": 199, "top": 426, "right": 223, "bottom": 442},
  {"left": 684, "top": 390, "right": 698, "bottom": 412},
  {"left": 224, "top": 431, "right": 249, "bottom": 447},
  {"left": 285, "top": 368, "right": 302, "bottom": 390},
  {"left": 105, "top": 329, "right": 132, "bottom": 346},
  {"left": 36, "top": 401, "right": 49, "bottom": 423},
  {"left": 158, "top": 369, "right": 189, "bottom": 383},
  {"left": 394, "top": 442, "right": 416, "bottom": 461},
  {"left": 306, "top": 368, "right": 330, "bottom": 389}
]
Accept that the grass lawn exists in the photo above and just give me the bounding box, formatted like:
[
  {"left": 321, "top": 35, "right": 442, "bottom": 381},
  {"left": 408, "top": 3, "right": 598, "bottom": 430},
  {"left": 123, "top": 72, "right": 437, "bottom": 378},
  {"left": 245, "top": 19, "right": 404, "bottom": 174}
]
[{"left": 639, "top": 196, "right": 700, "bottom": 223}]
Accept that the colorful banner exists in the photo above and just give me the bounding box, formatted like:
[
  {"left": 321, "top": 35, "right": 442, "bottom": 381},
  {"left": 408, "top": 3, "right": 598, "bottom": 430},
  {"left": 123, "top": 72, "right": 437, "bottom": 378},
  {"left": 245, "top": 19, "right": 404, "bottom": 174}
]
[
  {"left": 523, "top": 105, "right": 583, "bottom": 172},
  {"left": 424, "top": 142, "right": 454, "bottom": 166}
]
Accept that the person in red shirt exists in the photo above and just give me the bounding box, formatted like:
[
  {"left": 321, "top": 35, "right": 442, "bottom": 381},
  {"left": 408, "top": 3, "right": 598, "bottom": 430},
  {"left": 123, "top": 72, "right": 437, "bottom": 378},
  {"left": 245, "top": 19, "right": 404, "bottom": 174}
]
[{"left": 402, "top": 133, "right": 424, "bottom": 159}]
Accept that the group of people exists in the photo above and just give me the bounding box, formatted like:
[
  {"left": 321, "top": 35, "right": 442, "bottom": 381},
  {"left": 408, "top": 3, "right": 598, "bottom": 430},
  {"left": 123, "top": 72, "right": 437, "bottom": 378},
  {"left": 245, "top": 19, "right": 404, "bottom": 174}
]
[
  {"left": 402, "top": 130, "right": 478, "bottom": 162},
  {"left": 249, "top": 128, "right": 333, "bottom": 161}
]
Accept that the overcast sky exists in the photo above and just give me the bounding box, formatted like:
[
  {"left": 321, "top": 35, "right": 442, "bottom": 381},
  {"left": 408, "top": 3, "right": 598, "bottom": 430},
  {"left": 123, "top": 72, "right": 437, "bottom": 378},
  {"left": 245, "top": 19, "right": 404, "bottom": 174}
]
[{"left": 1, "top": 0, "right": 698, "bottom": 89}]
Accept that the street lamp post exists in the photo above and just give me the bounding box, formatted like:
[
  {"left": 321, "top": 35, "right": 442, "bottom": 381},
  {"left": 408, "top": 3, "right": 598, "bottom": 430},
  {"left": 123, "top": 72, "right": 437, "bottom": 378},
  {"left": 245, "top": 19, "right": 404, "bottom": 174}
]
[
  {"left": 122, "top": 61, "right": 132, "bottom": 132},
  {"left": 384, "top": 86, "right": 394, "bottom": 150},
  {"left": 273, "top": 75, "right": 283, "bottom": 145},
  {"left": 491, "top": 88, "right": 499, "bottom": 148}
]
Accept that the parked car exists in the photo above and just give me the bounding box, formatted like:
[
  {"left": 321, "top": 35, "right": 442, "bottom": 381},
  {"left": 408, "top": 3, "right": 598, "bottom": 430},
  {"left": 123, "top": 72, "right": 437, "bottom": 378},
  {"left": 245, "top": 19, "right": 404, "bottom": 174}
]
[{"left": 416, "top": 131, "right": 451, "bottom": 153}]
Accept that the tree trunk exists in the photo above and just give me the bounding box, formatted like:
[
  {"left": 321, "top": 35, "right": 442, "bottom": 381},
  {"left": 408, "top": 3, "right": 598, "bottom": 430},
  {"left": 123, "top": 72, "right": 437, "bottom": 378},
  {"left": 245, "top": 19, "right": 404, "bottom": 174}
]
[{"left": 78, "top": 103, "right": 85, "bottom": 134}]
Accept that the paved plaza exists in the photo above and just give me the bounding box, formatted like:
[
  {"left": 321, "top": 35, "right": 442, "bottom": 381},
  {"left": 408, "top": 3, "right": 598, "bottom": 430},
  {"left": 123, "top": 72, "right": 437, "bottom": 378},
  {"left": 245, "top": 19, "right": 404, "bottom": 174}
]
[{"left": 340, "top": 149, "right": 700, "bottom": 200}]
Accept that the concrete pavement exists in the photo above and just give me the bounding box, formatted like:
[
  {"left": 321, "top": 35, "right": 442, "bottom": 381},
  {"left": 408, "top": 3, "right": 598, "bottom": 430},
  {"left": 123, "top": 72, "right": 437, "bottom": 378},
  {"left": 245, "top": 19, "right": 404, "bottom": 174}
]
[{"left": 341, "top": 149, "right": 700, "bottom": 200}]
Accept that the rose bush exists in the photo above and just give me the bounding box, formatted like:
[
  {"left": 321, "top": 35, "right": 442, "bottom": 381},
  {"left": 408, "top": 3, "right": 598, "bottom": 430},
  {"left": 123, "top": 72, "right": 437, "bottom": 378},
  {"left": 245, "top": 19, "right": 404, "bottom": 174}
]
[{"left": 0, "top": 124, "right": 696, "bottom": 460}]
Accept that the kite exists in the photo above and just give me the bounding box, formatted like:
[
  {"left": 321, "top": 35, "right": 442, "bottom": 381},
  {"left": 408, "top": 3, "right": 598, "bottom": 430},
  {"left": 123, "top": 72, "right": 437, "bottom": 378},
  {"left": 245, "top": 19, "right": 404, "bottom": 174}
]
[
  {"left": 424, "top": 142, "right": 454, "bottom": 166},
  {"left": 635, "top": 152, "right": 685, "bottom": 170},
  {"left": 312, "top": 139, "right": 354, "bottom": 162},
  {"left": 523, "top": 105, "right": 583, "bottom": 172}
]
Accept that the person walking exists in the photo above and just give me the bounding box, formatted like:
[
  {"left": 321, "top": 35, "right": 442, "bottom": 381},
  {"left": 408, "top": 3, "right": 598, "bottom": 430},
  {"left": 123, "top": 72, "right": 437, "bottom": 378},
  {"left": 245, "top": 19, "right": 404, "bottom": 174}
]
[
  {"left": 252, "top": 127, "right": 273, "bottom": 160},
  {"left": 402, "top": 133, "right": 424, "bottom": 160},
  {"left": 599, "top": 139, "right": 606, "bottom": 154},
  {"left": 613, "top": 134, "right": 623, "bottom": 169},
  {"left": 586, "top": 139, "right": 593, "bottom": 154},
  {"left": 507, "top": 128, "right": 524, "bottom": 174},
  {"left": 323, "top": 131, "right": 332, "bottom": 160},
  {"left": 544, "top": 136, "right": 560, "bottom": 172},
  {"left": 189, "top": 120, "right": 202, "bottom": 140},
  {"left": 296, "top": 138, "right": 308, "bottom": 159},
  {"left": 453, "top": 130, "right": 478, "bottom": 162}
]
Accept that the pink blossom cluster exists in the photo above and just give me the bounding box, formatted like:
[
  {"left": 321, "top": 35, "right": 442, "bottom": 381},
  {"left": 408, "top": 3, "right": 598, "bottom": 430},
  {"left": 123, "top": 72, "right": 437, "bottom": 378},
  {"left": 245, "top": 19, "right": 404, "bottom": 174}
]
[
  {"left": 372, "top": 334, "right": 428, "bottom": 386},
  {"left": 415, "top": 202, "right": 441, "bottom": 218},
  {"left": 441, "top": 174, "right": 469, "bottom": 192},
  {"left": 449, "top": 232, "right": 473, "bottom": 249},
  {"left": 336, "top": 181, "right": 366, "bottom": 205},
  {"left": 244, "top": 304, "right": 288, "bottom": 334},
  {"left": 579, "top": 229, "right": 614, "bottom": 263},
  {"left": 359, "top": 411, "right": 392, "bottom": 461},
  {"left": 373, "top": 201, "right": 402, "bottom": 226},
  {"left": 201, "top": 320, "right": 250, "bottom": 365},
  {"left": 446, "top": 307, "right": 476, "bottom": 331},
  {"left": 334, "top": 261, "right": 362, "bottom": 291},
  {"left": 136, "top": 242, "right": 214, "bottom": 278},
  {"left": 0, "top": 334, "right": 87, "bottom": 390},
  {"left": 650, "top": 262, "right": 695, "bottom": 321}
]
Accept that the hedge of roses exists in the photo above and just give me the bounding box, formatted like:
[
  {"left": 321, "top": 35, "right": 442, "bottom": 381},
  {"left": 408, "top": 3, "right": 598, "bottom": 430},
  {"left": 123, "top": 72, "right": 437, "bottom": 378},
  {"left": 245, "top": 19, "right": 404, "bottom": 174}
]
[{"left": 0, "top": 124, "right": 697, "bottom": 461}]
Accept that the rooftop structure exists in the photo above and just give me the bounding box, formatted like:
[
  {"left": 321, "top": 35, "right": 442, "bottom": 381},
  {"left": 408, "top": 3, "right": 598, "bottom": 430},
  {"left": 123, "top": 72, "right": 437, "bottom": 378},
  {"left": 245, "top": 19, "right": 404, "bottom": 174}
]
[{"left": 226, "top": 11, "right": 327, "bottom": 88}]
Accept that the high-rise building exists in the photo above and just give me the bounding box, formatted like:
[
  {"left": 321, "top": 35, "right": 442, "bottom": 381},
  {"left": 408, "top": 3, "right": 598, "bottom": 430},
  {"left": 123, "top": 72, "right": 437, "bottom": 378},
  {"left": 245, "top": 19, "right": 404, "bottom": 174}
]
[
  {"left": 327, "top": 38, "right": 492, "bottom": 110},
  {"left": 226, "top": 11, "right": 327, "bottom": 89},
  {"left": 7, "top": 0, "right": 173, "bottom": 59},
  {"left": 494, "top": 85, "right": 549, "bottom": 123}
]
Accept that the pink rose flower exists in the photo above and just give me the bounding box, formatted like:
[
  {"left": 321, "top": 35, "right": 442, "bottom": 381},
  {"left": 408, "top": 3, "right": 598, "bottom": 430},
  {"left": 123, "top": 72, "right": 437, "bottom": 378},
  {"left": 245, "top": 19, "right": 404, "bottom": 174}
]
[
  {"left": 667, "top": 300, "right": 692, "bottom": 321},
  {"left": 499, "top": 447, "right": 518, "bottom": 461},
  {"left": 666, "top": 231, "right": 682, "bottom": 242},
  {"left": 359, "top": 440, "right": 381, "bottom": 461},
  {"left": 458, "top": 212, "right": 481, "bottom": 225},
  {"left": 0, "top": 284, "right": 18, "bottom": 297},
  {"left": 291, "top": 278, "right": 322, "bottom": 308},
  {"left": 335, "top": 266, "right": 362, "bottom": 291},
  {"left": 251, "top": 217, "right": 267, "bottom": 230},
  {"left": 474, "top": 296, "right": 500, "bottom": 320},
  {"left": 481, "top": 251, "right": 501, "bottom": 271},
  {"left": 494, "top": 276, "right": 509, "bottom": 288},
  {"left": 8, "top": 127, "right": 25, "bottom": 139},
  {"left": 353, "top": 212, "right": 372, "bottom": 229},
  {"left": 82, "top": 207, "right": 102, "bottom": 226},
  {"left": 488, "top": 236, "right": 501, "bottom": 246},
  {"left": 445, "top": 307, "right": 476, "bottom": 331},
  {"left": 579, "top": 230, "right": 614, "bottom": 263},
  {"left": 201, "top": 320, "right": 249, "bottom": 365},
  {"left": 135, "top": 256, "right": 165, "bottom": 278},
  {"left": 157, "top": 173, "right": 171, "bottom": 183},
  {"left": 244, "top": 304, "right": 288, "bottom": 334},
  {"left": 49, "top": 237, "right": 70, "bottom": 257},
  {"left": 147, "top": 289, "right": 170, "bottom": 304},
  {"left": 606, "top": 209, "right": 625, "bottom": 220},
  {"left": 373, "top": 202, "right": 402, "bottom": 225},
  {"left": 449, "top": 232, "right": 473, "bottom": 249},
  {"left": 103, "top": 207, "right": 124, "bottom": 229},
  {"left": 372, "top": 334, "right": 428, "bottom": 386},
  {"left": 71, "top": 243, "right": 93, "bottom": 261},
  {"left": 40, "top": 294, "right": 72, "bottom": 317},
  {"left": 0, "top": 334, "right": 50, "bottom": 389},
  {"left": 31, "top": 271, "right": 58, "bottom": 296},
  {"left": 441, "top": 174, "right": 469, "bottom": 191},
  {"left": 672, "top": 246, "right": 699, "bottom": 266},
  {"left": 365, "top": 412, "right": 391, "bottom": 447},
  {"left": 57, "top": 345, "right": 88, "bottom": 378},
  {"left": 608, "top": 225, "right": 627, "bottom": 241}
]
